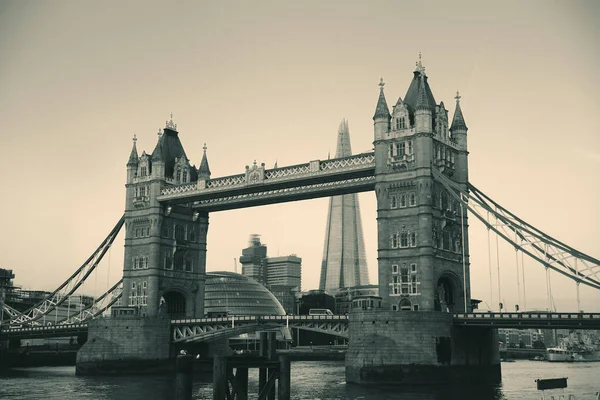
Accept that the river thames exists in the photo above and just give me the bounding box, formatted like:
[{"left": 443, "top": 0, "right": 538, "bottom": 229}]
[{"left": 0, "top": 360, "right": 599, "bottom": 399}]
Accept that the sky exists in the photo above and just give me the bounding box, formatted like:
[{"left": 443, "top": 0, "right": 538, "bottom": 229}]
[{"left": 0, "top": 0, "right": 598, "bottom": 312}]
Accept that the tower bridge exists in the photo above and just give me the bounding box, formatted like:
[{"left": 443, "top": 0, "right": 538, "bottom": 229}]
[{"left": 1, "top": 56, "right": 599, "bottom": 385}]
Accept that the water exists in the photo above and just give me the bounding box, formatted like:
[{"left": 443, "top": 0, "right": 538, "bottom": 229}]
[{"left": 1, "top": 361, "right": 599, "bottom": 400}]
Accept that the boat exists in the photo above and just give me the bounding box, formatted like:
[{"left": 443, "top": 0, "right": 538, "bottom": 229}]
[{"left": 546, "top": 332, "right": 600, "bottom": 362}]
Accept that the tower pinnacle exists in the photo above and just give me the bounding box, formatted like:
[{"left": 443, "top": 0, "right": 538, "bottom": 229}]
[
  {"left": 198, "top": 143, "right": 211, "bottom": 179},
  {"left": 451, "top": 91, "right": 468, "bottom": 131},
  {"left": 415, "top": 74, "right": 430, "bottom": 111},
  {"left": 373, "top": 78, "right": 391, "bottom": 120},
  {"left": 127, "top": 134, "right": 139, "bottom": 166}
]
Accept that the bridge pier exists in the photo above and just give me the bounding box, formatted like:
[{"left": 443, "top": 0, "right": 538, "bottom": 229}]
[
  {"left": 345, "top": 310, "right": 500, "bottom": 385},
  {"left": 76, "top": 317, "right": 172, "bottom": 375}
]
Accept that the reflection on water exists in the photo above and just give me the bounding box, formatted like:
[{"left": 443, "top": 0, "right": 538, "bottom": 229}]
[{"left": 0, "top": 361, "right": 599, "bottom": 400}]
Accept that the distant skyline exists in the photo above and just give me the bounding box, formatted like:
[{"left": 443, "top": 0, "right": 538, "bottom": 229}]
[{"left": 0, "top": 1, "right": 598, "bottom": 312}]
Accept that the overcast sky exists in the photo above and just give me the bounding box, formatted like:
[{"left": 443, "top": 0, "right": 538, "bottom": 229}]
[{"left": 0, "top": 0, "right": 598, "bottom": 312}]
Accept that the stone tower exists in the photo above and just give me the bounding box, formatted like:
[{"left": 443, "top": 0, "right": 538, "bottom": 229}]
[
  {"left": 121, "top": 116, "right": 209, "bottom": 318},
  {"left": 319, "top": 119, "right": 369, "bottom": 291},
  {"left": 372, "top": 57, "right": 471, "bottom": 313}
]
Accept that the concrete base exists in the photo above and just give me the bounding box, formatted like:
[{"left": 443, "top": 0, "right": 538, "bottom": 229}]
[
  {"left": 345, "top": 310, "right": 501, "bottom": 385},
  {"left": 76, "top": 317, "right": 172, "bottom": 375}
]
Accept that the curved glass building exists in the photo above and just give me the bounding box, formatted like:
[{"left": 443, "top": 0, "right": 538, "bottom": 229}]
[{"left": 205, "top": 271, "right": 285, "bottom": 316}]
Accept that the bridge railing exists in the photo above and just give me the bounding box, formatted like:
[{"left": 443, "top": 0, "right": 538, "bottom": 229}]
[
  {"left": 170, "top": 314, "right": 349, "bottom": 325},
  {"left": 160, "top": 153, "right": 375, "bottom": 197},
  {"left": 453, "top": 312, "right": 600, "bottom": 320}
]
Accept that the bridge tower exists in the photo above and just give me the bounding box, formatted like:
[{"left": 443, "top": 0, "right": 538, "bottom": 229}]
[
  {"left": 373, "top": 58, "right": 471, "bottom": 313},
  {"left": 121, "top": 116, "right": 209, "bottom": 319},
  {"left": 346, "top": 57, "right": 499, "bottom": 385}
]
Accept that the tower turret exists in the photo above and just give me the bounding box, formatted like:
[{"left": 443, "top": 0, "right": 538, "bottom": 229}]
[
  {"left": 198, "top": 143, "right": 211, "bottom": 180},
  {"left": 414, "top": 74, "right": 432, "bottom": 134},
  {"left": 373, "top": 78, "right": 391, "bottom": 141},
  {"left": 126, "top": 135, "right": 139, "bottom": 183},
  {"left": 450, "top": 91, "right": 468, "bottom": 150},
  {"left": 450, "top": 91, "right": 469, "bottom": 185},
  {"left": 151, "top": 130, "right": 165, "bottom": 179}
]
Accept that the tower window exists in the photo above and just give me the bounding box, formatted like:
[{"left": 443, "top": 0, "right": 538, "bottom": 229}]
[
  {"left": 183, "top": 170, "right": 187, "bottom": 182},
  {"left": 132, "top": 257, "right": 138, "bottom": 270},
  {"left": 389, "top": 143, "right": 395, "bottom": 157},
  {"left": 413, "top": 304, "right": 419, "bottom": 311},
  {"left": 176, "top": 169, "right": 181, "bottom": 182},
  {"left": 408, "top": 140, "right": 413, "bottom": 154},
  {"left": 410, "top": 232, "right": 417, "bottom": 247},
  {"left": 400, "top": 232, "right": 408, "bottom": 248},
  {"left": 396, "top": 143, "right": 405, "bottom": 157},
  {"left": 141, "top": 166, "right": 147, "bottom": 177},
  {"left": 164, "top": 252, "right": 173, "bottom": 270},
  {"left": 410, "top": 263, "right": 417, "bottom": 273},
  {"left": 391, "top": 196, "right": 397, "bottom": 209},
  {"left": 409, "top": 193, "right": 416, "bottom": 206},
  {"left": 175, "top": 225, "right": 185, "bottom": 241},
  {"left": 391, "top": 234, "right": 399, "bottom": 249},
  {"left": 392, "top": 264, "right": 398, "bottom": 274},
  {"left": 399, "top": 194, "right": 406, "bottom": 208}
]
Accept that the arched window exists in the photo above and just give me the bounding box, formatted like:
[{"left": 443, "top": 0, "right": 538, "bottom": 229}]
[
  {"left": 399, "top": 298, "right": 412, "bottom": 311},
  {"left": 391, "top": 196, "right": 397, "bottom": 209}
]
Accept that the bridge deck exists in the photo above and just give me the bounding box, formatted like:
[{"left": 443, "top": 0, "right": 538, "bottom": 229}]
[{"left": 3, "top": 312, "right": 600, "bottom": 340}]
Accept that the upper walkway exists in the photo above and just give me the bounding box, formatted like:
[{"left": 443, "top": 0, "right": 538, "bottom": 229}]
[{"left": 157, "top": 153, "right": 375, "bottom": 211}]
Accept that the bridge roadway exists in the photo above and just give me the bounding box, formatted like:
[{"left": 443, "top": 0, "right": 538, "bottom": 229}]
[{"left": 2, "top": 312, "right": 600, "bottom": 341}]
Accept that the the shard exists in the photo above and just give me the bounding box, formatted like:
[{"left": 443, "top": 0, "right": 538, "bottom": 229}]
[{"left": 319, "top": 119, "right": 369, "bottom": 291}]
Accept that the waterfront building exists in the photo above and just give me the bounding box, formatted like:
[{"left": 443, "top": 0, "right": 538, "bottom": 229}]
[
  {"left": 319, "top": 120, "right": 369, "bottom": 291},
  {"left": 203, "top": 271, "right": 285, "bottom": 317},
  {"left": 239, "top": 235, "right": 301, "bottom": 314}
]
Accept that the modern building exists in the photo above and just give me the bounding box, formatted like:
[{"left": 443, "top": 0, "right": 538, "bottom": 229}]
[
  {"left": 203, "top": 271, "right": 285, "bottom": 317},
  {"left": 319, "top": 120, "right": 369, "bottom": 292},
  {"left": 239, "top": 235, "right": 301, "bottom": 314}
]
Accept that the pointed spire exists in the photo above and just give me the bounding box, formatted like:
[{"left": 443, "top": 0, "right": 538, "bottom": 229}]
[
  {"left": 373, "top": 78, "right": 391, "bottom": 121},
  {"left": 450, "top": 91, "right": 468, "bottom": 131},
  {"left": 415, "top": 74, "right": 430, "bottom": 112},
  {"left": 335, "top": 118, "right": 352, "bottom": 158},
  {"left": 273, "top": 160, "right": 278, "bottom": 169},
  {"left": 198, "top": 143, "right": 211, "bottom": 179},
  {"left": 151, "top": 133, "right": 164, "bottom": 162},
  {"left": 127, "top": 135, "right": 139, "bottom": 166}
]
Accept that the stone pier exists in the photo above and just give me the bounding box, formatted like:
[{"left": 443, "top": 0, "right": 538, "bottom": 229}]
[
  {"left": 345, "top": 310, "right": 500, "bottom": 385},
  {"left": 76, "top": 317, "right": 172, "bottom": 375}
]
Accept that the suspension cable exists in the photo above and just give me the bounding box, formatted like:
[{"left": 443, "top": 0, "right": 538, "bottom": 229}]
[
  {"left": 521, "top": 243, "right": 526, "bottom": 311},
  {"left": 106, "top": 244, "right": 112, "bottom": 297},
  {"left": 514, "top": 231, "right": 521, "bottom": 311},
  {"left": 575, "top": 258, "right": 581, "bottom": 312},
  {"left": 495, "top": 211, "right": 502, "bottom": 311},
  {"left": 487, "top": 211, "right": 494, "bottom": 311},
  {"left": 460, "top": 202, "right": 467, "bottom": 313}
]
